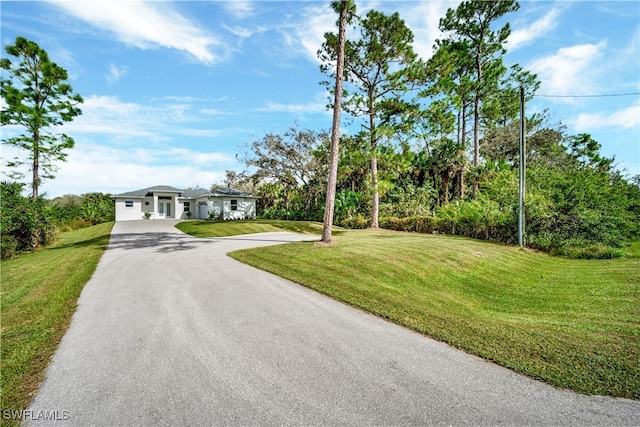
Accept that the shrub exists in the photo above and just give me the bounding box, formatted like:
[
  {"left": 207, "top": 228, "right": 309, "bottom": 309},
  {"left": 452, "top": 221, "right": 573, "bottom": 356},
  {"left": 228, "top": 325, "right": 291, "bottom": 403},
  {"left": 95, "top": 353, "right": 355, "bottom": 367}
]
[
  {"left": 338, "top": 213, "right": 369, "bottom": 229},
  {"left": 1, "top": 182, "right": 57, "bottom": 259},
  {"left": 550, "top": 245, "right": 626, "bottom": 259},
  {"left": 379, "top": 215, "right": 438, "bottom": 233}
]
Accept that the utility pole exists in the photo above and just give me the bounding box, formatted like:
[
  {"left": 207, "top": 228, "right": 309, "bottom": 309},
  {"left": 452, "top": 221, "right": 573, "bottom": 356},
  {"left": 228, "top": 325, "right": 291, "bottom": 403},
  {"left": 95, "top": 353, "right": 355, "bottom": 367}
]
[{"left": 518, "top": 86, "right": 526, "bottom": 248}]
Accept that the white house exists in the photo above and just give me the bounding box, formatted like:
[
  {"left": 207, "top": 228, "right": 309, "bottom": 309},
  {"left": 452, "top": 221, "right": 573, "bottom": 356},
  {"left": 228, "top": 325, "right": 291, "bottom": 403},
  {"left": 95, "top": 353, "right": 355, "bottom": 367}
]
[{"left": 112, "top": 185, "right": 258, "bottom": 222}]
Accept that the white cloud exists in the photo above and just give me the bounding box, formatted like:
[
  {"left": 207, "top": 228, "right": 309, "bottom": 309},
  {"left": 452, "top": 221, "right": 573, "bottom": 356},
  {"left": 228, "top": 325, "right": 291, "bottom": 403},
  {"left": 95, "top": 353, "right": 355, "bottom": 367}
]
[
  {"left": 222, "top": 1, "right": 254, "bottom": 19},
  {"left": 258, "top": 92, "right": 330, "bottom": 114},
  {"left": 64, "top": 95, "right": 209, "bottom": 141},
  {"left": 224, "top": 25, "right": 252, "bottom": 39},
  {"left": 287, "top": 3, "right": 335, "bottom": 64},
  {"left": 572, "top": 105, "right": 640, "bottom": 132},
  {"left": 46, "top": 0, "right": 222, "bottom": 64},
  {"left": 64, "top": 95, "right": 170, "bottom": 140},
  {"left": 508, "top": 7, "right": 562, "bottom": 51},
  {"left": 397, "top": 1, "right": 460, "bottom": 60},
  {"left": 288, "top": 1, "right": 460, "bottom": 65},
  {"left": 261, "top": 101, "right": 326, "bottom": 114},
  {"left": 528, "top": 41, "right": 607, "bottom": 99},
  {"left": 38, "top": 143, "right": 235, "bottom": 197},
  {"left": 105, "top": 63, "right": 128, "bottom": 83}
]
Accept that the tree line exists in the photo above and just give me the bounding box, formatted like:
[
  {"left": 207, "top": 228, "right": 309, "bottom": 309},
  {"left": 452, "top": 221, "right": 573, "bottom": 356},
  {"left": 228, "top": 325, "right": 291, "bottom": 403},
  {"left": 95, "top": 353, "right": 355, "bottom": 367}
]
[
  {"left": 231, "top": 0, "right": 640, "bottom": 257},
  {"left": 2, "top": 1, "right": 639, "bottom": 260},
  {"left": 1, "top": 183, "right": 114, "bottom": 259},
  {"left": 0, "top": 37, "right": 115, "bottom": 259}
]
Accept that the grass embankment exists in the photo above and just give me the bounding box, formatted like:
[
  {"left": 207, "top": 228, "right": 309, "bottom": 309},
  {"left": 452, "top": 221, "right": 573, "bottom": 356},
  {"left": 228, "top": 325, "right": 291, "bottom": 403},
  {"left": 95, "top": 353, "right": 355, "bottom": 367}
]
[
  {"left": 176, "top": 219, "right": 330, "bottom": 237},
  {"left": 1, "top": 222, "right": 114, "bottom": 424},
  {"left": 226, "top": 228, "right": 639, "bottom": 399}
]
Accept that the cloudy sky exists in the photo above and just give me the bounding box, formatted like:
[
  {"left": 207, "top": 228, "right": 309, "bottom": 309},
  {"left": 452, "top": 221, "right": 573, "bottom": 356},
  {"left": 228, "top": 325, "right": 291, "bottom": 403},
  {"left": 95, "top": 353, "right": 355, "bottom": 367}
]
[{"left": 1, "top": 0, "right": 638, "bottom": 197}]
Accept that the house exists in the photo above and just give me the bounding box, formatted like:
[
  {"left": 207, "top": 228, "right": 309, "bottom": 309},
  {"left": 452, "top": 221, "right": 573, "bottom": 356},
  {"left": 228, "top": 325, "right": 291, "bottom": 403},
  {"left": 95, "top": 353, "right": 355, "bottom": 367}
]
[{"left": 112, "top": 185, "right": 258, "bottom": 221}]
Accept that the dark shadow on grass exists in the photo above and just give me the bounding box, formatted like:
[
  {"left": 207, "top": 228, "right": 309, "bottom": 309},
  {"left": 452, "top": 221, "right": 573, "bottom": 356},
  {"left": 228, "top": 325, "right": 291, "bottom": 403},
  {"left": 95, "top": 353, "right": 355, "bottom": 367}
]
[{"left": 52, "top": 234, "right": 112, "bottom": 250}]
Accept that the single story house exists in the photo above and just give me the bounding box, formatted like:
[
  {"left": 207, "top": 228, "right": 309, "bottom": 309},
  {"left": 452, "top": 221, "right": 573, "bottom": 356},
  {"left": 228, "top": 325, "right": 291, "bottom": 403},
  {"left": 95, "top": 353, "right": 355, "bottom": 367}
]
[{"left": 112, "top": 185, "right": 258, "bottom": 222}]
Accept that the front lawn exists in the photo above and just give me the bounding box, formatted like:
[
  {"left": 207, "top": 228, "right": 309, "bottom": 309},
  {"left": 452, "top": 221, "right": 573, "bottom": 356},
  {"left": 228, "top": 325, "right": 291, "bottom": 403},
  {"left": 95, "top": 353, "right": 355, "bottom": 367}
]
[
  {"left": 176, "top": 219, "right": 330, "bottom": 237},
  {"left": 1, "top": 223, "right": 114, "bottom": 425},
  {"left": 227, "top": 228, "right": 640, "bottom": 399}
]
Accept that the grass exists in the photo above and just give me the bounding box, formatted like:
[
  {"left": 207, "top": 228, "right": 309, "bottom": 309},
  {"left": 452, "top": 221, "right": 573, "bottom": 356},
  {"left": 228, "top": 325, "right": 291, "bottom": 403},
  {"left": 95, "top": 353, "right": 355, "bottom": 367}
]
[
  {"left": 226, "top": 228, "right": 640, "bottom": 399},
  {"left": 0, "top": 222, "right": 114, "bottom": 425},
  {"left": 175, "top": 219, "right": 333, "bottom": 237}
]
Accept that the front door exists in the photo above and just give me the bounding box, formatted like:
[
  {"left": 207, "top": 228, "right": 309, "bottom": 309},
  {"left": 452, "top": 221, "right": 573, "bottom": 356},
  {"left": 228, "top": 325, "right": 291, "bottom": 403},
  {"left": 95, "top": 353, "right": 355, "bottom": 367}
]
[{"left": 158, "top": 202, "right": 172, "bottom": 218}]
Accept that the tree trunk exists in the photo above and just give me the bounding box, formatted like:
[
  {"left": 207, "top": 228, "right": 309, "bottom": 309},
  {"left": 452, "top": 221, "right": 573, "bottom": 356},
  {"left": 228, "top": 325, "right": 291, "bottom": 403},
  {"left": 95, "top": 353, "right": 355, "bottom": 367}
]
[
  {"left": 321, "top": 0, "right": 348, "bottom": 243},
  {"left": 472, "top": 94, "right": 480, "bottom": 198},
  {"left": 369, "top": 107, "right": 379, "bottom": 229},
  {"left": 460, "top": 100, "right": 468, "bottom": 200},
  {"left": 443, "top": 173, "right": 450, "bottom": 204},
  {"left": 459, "top": 166, "right": 466, "bottom": 200},
  {"left": 32, "top": 131, "right": 40, "bottom": 199},
  {"left": 473, "top": 44, "right": 482, "bottom": 199},
  {"left": 370, "top": 154, "right": 379, "bottom": 228}
]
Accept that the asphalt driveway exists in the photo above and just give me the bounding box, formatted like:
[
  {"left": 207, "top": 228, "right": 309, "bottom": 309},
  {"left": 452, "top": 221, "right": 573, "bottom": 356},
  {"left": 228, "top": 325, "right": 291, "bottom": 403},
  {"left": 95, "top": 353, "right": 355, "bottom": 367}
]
[{"left": 27, "top": 220, "right": 639, "bottom": 425}]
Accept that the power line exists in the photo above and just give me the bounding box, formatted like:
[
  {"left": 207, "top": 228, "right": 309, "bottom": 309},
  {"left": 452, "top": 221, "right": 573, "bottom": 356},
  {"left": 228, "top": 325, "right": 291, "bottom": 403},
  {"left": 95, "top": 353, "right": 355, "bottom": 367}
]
[{"left": 534, "top": 92, "right": 640, "bottom": 98}]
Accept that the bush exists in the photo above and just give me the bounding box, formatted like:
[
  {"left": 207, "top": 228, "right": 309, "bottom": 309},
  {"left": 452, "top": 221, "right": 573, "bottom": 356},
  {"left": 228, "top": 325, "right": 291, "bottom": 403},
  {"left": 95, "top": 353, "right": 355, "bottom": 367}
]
[
  {"left": 379, "top": 215, "right": 438, "bottom": 233},
  {"left": 550, "top": 245, "right": 626, "bottom": 259},
  {"left": 1, "top": 182, "right": 57, "bottom": 259},
  {"left": 49, "top": 192, "right": 115, "bottom": 228},
  {"left": 435, "top": 197, "right": 514, "bottom": 242},
  {"left": 338, "top": 213, "right": 369, "bottom": 229}
]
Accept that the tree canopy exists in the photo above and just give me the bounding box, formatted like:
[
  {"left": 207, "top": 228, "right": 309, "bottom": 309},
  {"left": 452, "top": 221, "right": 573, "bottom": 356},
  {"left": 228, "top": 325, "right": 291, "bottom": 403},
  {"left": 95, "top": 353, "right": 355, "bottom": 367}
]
[
  {"left": 1, "top": 36, "right": 83, "bottom": 198},
  {"left": 233, "top": 1, "right": 639, "bottom": 257}
]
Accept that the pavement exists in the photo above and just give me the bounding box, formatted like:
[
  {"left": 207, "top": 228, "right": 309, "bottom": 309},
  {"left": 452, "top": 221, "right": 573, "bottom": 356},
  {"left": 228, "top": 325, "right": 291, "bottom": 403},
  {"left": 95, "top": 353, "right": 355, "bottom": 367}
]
[{"left": 26, "top": 219, "right": 640, "bottom": 426}]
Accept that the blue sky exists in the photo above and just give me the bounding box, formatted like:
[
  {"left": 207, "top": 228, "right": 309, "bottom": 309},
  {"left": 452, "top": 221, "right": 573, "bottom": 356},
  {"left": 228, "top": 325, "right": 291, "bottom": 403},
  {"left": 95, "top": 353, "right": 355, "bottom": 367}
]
[{"left": 1, "top": 0, "right": 638, "bottom": 197}]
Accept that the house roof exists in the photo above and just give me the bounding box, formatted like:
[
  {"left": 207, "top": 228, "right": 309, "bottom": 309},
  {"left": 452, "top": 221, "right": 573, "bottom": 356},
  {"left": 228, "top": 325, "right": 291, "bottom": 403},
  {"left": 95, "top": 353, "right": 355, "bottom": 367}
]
[
  {"left": 209, "top": 187, "right": 259, "bottom": 198},
  {"left": 181, "top": 187, "right": 259, "bottom": 199},
  {"left": 114, "top": 185, "right": 258, "bottom": 199},
  {"left": 113, "top": 185, "right": 184, "bottom": 198},
  {"left": 181, "top": 188, "right": 211, "bottom": 198}
]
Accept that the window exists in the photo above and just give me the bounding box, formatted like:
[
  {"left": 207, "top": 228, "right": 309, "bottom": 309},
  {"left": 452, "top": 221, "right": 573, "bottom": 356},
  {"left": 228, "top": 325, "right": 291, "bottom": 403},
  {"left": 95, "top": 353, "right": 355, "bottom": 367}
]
[
  {"left": 183, "top": 201, "right": 190, "bottom": 212},
  {"left": 125, "top": 200, "right": 133, "bottom": 208},
  {"left": 230, "top": 200, "right": 238, "bottom": 211}
]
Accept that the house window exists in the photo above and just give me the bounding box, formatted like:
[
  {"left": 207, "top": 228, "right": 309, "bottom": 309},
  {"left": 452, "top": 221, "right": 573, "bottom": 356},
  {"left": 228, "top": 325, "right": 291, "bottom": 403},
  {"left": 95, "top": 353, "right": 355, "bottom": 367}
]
[
  {"left": 230, "top": 200, "right": 238, "bottom": 211},
  {"left": 125, "top": 200, "right": 134, "bottom": 208},
  {"left": 183, "top": 201, "right": 190, "bottom": 212}
]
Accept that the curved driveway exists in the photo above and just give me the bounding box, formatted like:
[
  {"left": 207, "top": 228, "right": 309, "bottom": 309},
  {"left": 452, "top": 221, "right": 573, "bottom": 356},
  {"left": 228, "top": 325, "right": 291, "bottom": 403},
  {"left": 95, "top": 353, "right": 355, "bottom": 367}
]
[{"left": 28, "top": 220, "right": 639, "bottom": 425}]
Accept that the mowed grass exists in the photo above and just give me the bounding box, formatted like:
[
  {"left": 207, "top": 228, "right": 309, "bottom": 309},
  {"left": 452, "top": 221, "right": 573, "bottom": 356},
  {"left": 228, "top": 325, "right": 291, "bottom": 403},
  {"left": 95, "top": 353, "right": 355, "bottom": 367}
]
[
  {"left": 228, "top": 228, "right": 640, "bottom": 399},
  {"left": 1, "top": 223, "right": 114, "bottom": 423},
  {"left": 176, "top": 219, "right": 332, "bottom": 237}
]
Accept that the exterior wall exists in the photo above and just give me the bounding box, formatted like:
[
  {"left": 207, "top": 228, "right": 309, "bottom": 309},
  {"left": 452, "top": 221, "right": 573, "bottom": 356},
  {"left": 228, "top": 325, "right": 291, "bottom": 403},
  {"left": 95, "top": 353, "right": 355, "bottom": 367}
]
[
  {"left": 178, "top": 198, "right": 192, "bottom": 220},
  {"left": 115, "top": 192, "right": 257, "bottom": 221},
  {"left": 196, "top": 199, "right": 208, "bottom": 219},
  {"left": 142, "top": 197, "right": 155, "bottom": 219},
  {"left": 244, "top": 199, "right": 257, "bottom": 219},
  {"left": 212, "top": 199, "right": 223, "bottom": 219},
  {"left": 223, "top": 197, "right": 256, "bottom": 220},
  {"left": 115, "top": 198, "right": 144, "bottom": 221},
  {"left": 191, "top": 197, "right": 256, "bottom": 220}
]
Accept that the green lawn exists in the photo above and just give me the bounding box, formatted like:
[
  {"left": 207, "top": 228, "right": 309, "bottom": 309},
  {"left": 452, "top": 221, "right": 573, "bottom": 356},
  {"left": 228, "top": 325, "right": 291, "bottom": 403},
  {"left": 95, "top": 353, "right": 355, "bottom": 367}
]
[
  {"left": 176, "top": 219, "right": 332, "bottom": 237},
  {"left": 0, "top": 223, "right": 114, "bottom": 424},
  {"left": 227, "top": 228, "right": 640, "bottom": 399}
]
